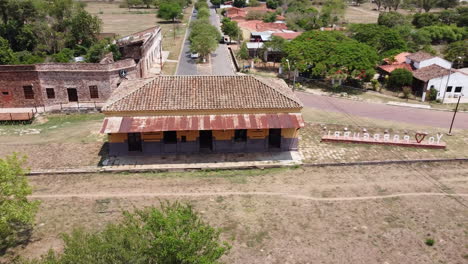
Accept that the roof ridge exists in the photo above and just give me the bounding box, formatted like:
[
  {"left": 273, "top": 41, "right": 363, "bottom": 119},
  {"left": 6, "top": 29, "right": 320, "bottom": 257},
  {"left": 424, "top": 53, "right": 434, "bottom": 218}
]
[
  {"left": 251, "top": 76, "right": 303, "bottom": 107},
  {"left": 103, "top": 78, "right": 155, "bottom": 111}
]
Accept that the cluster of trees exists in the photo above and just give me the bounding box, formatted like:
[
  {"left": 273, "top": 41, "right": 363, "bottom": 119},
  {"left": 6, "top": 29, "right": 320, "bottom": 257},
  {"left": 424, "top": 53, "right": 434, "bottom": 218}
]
[
  {"left": 189, "top": 1, "right": 221, "bottom": 60},
  {"left": 0, "top": 0, "right": 107, "bottom": 65},
  {"left": 373, "top": 0, "right": 460, "bottom": 12},
  {"left": 282, "top": 31, "right": 379, "bottom": 83},
  {"left": 126, "top": 0, "right": 191, "bottom": 9}
]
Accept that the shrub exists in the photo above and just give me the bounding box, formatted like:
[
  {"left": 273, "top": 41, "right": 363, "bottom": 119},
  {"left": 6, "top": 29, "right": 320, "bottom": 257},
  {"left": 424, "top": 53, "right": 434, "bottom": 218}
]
[
  {"left": 402, "top": 86, "right": 412, "bottom": 99},
  {"left": 378, "top": 11, "right": 409, "bottom": 28},
  {"left": 427, "top": 87, "right": 438, "bottom": 101},
  {"left": 425, "top": 238, "right": 435, "bottom": 246},
  {"left": 0, "top": 155, "right": 39, "bottom": 252},
  {"left": 27, "top": 202, "right": 230, "bottom": 263},
  {"left": 387, "top": 68, "right": 413, "bottom": 91}
]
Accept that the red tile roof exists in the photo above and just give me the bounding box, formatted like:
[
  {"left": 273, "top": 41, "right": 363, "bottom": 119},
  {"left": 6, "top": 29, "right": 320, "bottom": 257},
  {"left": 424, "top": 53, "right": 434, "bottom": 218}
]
[
  {"left": 406, "top": 51, "right": 435, "bottom": 63},
  {"left": 378, "top": 63, "right": 413, "bottom": 73},
  {"left": 413, "top": 64, "right": 450, "bottom": 82},
  {"left": 383, "top": 52, "right": 412, "bottom": 65},
  {"left": 103, "top": 75, "right": 303, "bottom": 112},
  {"left": 237, "top": 20, "right": 288, "bottom": 32}
]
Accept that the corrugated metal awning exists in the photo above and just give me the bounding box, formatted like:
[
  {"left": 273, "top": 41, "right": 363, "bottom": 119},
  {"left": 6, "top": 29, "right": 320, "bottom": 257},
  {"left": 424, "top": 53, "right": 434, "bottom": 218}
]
[{"left": 100, "top": 113, "right": 304, "bottom": 133}]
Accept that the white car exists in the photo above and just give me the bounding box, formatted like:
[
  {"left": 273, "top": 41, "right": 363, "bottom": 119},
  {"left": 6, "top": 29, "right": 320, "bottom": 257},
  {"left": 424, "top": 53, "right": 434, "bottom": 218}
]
[{"left": 190, "top": 53, "right": 199, "bottom": 59}]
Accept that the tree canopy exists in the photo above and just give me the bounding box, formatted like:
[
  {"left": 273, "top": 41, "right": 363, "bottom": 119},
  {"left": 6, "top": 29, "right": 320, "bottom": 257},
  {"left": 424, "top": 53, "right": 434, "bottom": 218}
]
[
  {"left": 388, "top": 68, "right": 413, "bottom": 91},
  {"left": 0, "top": 0, "right": 103, "bottom": 64},
  {"left": 221, "top": 18, "right": 241, "bottom": 40},
  {"left": 157, "top": 2, "right": 183, "bottom": 22},
  {"left": 0, "top": 155, "right": 39, "bottom": 252},
  {"left": 349, "top": 24, "right": 407, "bottom": 56},
  {"left": 283, "top": 31, "right": 379, "bottom": 80},
  {"left": 25, "top": 202, "right": 230, "bottom": 264}
]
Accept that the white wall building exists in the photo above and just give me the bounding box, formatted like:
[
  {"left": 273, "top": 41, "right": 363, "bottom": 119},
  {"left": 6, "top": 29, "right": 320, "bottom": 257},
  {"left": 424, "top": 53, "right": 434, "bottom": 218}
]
[
  {"left": 415, "top": 65, "right": 468, "bottom": 103},
  {"left": 405, "top": 51, "right": 452, "bottom": 70}
]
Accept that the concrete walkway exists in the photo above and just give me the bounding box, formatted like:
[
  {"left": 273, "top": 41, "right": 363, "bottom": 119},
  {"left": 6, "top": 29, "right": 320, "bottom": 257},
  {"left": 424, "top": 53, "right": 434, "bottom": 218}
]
[{"left": 29, "top": 151, "right": 303, "bottom": 175}]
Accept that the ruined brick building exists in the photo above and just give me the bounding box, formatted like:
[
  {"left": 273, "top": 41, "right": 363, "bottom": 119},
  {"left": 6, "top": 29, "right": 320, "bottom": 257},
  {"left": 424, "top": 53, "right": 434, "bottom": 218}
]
[{"left": 0, "top": 26, "right": 162, "bottom": 109}]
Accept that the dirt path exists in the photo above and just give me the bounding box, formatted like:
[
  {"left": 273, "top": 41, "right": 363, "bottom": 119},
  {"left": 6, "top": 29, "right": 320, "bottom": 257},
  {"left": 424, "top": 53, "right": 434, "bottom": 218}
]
[{"left": 30, "top": 191, "right": 468, "bottom": 201}]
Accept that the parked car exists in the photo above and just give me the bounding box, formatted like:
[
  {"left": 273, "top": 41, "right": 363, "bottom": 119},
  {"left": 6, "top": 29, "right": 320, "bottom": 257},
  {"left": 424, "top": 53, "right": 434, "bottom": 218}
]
[{"left": 190, "top": 53, "right": 199, "bottom": 59}]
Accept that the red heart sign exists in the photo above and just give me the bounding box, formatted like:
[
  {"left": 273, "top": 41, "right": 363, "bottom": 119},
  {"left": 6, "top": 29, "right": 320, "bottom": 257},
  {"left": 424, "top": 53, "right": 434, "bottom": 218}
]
[{"left": 415, "top": 133, "right": 427, "bottom": 143}]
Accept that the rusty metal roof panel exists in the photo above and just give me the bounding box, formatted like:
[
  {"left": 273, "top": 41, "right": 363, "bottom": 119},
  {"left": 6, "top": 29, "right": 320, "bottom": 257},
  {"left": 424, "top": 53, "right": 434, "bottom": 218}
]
[{"left": 100, "top": 113, "right": 304, "bottom": 133}]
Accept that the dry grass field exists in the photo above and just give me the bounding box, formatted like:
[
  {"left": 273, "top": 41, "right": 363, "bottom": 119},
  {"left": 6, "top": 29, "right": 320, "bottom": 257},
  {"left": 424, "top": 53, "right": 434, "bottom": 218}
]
[
  {"left": 84, "top": 1, "right": 192, "bottom": 66},
  {"left": 3, "top": 162, "right": 467, "bottom": 263}
]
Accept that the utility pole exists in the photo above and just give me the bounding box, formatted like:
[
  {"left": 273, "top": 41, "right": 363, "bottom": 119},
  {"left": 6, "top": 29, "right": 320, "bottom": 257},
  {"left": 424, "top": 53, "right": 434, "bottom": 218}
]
[
  {"left": 442, "top": 56, "right": 462, "bottom": 103},
  {"left": 448, "top": 93, "right": 463, "bottom": 135}
]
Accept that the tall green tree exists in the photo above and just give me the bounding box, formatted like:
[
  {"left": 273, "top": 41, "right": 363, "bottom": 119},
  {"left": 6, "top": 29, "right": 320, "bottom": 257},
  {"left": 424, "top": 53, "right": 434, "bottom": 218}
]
[
  {"left": 349, "top": 24, "right": 407, "bottom": 56},
  {"left": 378, "top": 11, "right": 409, "bottom": 28},
  {"left": 444, "top": 40, "right": 467, "bottom": 68},
  {"left": 28, "top": 202, "right": 230, "bottom": 263},
  {"left": 189, "top": 20, "right": 220, "bottom": 59},
  {"left": 0, "top": 154, "right": 39, "bottom": 252},
  {"left": 0, "top": 37, "right": 17, "bottom": 64},
  {"left": 233, "top": 0, "right": 246, "bottom": 8},
  {"left": 437, "top": 0, "right": 458, "bottom": 9},
  {"left": 283, "top": 31, "right": 379, "bottom": 80},
  {"left": 416, "top": 0, "right": 439, "bottom": 12},
  {"left": 157, "top": 2, "right": 183, "bottom": 22},
  {"left": 66, "top": 9, "right": 102, "bottom": 49},
  {"left": 221, "top": 18, "right": 241, "bottom": 41}
]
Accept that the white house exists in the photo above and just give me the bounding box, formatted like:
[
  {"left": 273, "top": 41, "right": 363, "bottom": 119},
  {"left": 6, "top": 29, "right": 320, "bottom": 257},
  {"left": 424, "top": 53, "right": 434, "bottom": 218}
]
[
  {"left": 414, "top": 65, "right": 468, "bottom": 103},
  {"left": 405, "top": 51, "right": 452, "bottom": 70}
]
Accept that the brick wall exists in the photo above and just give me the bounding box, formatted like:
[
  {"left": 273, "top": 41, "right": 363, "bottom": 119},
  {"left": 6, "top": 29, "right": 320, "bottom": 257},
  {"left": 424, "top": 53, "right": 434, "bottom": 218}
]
[{"left": 0, "top": 59, "right": 137, "bottom": 108}]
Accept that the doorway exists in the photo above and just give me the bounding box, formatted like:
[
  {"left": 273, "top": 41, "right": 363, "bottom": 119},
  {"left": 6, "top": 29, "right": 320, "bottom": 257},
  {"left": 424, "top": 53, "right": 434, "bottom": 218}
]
[
  {"left": 199, "top": 130, "right": 213, "bottom": 151},
  {"left": 67, "top": 88, "right": 78, "bottom": 102},
  {"left": 127, "top": 133, "right": 142, "bottom": 152},
  {"left": 268, "top": 129, "right": 281, "bottom": 149}
]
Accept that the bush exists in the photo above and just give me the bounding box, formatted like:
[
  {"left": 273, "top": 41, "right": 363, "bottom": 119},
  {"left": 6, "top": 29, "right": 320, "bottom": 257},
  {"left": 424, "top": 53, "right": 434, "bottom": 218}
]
[
  {"left": 425, "top": 238, "right": 435, "bottom": 246},
  {"left": 52, "top": 48, "right": 75, "bottom": 63},
  {"left": 387, "top": 68, "right": 413, "bottom": 91},
  {"left": 266, "top": 0, "right": 278, "bottom": 9},
  {"left": 412, "top": 13, "right": 439, "bottom": 28},
  {"left": 378, "top": 12, "right": 409, "bottom": 28},
  {"left": 0, "top": 155, "right": 39, "bottom": 252},
  {"left": 402, "top": 86, "right": 412, "bottom": 99},
  {"left": 427, "top": 87, "right": 438, "bottom": 101},
  {"left": 238, "top": 42, "right": 249, "bottom": 60},
  {"left": 27, "top": 202, "right": 230, "bottom": 263},
  {"left": 246, "top": 10, "right": 265, "bottom": 20}
]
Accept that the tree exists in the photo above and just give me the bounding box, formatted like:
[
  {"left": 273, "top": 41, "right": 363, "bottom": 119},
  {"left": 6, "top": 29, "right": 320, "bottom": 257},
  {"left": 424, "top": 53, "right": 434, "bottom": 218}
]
[
  {"left": 263, "top": 11, "right": 277, "bottom": 22},
  {"left": 29, "top": 202, "right": 230, "bottom": 263},
  {"left": 412, "top": 12, "right": 439, "bottom": 28},
  {"left": 444, "top": 40, "right": 467, "bottom": 68},
  {"left": 238, "top": 41, "right": 249, "bottom": 60},
  {"left": 320, "top": 0, "right": 346, "bottom": 25},
  {"left": 0, "top": 155, "right": 39, "bottom": 252},
  {"left": 283, "top": 31, "right": 379, "bottom": 80},
  {"left": 157, "top": 2, "right": 182, "bottom": 22},
  {"left": 189, "top": 21, "right": 220, "bottom": 60},
  {"left": 126, "top": 0, "right": 144, "bottom": 8},
  {"left": 416, "top": 0, "right": 438, "bottom": 12},
  {"left": 66, "top": 9, "right": 102, "bottom": 49},
  {"left": 221, "top": 18, "right": 241, "bottom": 41},
  {"left": 266, "top": 0, "right": 278, "bottom": 9},
  {"left": 197, "top": 7, "right": 210, "bottom": 19},
  {"left": 387, "top": 68, "right": 413, "bottom": 91},
  {"left": 52, "top": 48, "right": 74, "bottom": 62},
  {"left": 378, "top": 11, "right": 409, "bottom": 27},
  {"left": 374, "top": 0, "right": 383, "bottom": 10},
  {"left": 0, "top": 37, "right": 18, "bottom": 64},
  {"left": 233, "top": 0, "right": 246, "bottom": 8},
  {"left": 437, "top": 0, "right": 458, "bottom": 10},
  {"left": 349, "top": 24, "right": 407, "bottom": 56}
]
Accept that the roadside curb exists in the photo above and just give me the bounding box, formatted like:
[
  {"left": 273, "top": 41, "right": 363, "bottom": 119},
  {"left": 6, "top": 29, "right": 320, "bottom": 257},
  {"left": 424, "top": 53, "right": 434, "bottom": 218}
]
[{"left": 27, "top": 158, "right": 468, "bottom": 176}]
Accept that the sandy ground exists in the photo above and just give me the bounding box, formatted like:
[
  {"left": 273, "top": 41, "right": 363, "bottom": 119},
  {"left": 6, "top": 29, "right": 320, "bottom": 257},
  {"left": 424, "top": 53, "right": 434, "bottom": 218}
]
[{"left": 4, "top": 162, "right": 467, "bottom": 263}]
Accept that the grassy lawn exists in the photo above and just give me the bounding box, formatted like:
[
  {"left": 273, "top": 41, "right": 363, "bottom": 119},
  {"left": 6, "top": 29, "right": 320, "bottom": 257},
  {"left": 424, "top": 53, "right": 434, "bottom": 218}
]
[
  {"left": 161, "top": 61, "right": 177, "bottom": 75},
  {"left": 0, "top": 113, "right": 105, "bottom": 169}
]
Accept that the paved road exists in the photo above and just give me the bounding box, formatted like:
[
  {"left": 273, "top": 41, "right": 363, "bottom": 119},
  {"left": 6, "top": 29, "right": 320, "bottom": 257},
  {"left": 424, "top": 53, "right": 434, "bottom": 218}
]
[
  {"left": 176, "top": 10, "right": 198, "bottom": 75},
  {"left": 297, "top": 92, "right": 468, "bottom": 129},
  {"left": 176, "top": 1, "right": 235, "bottom": 75},
  {"left": 208, "top": 5, "right": 235, "bottom": 75}
]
